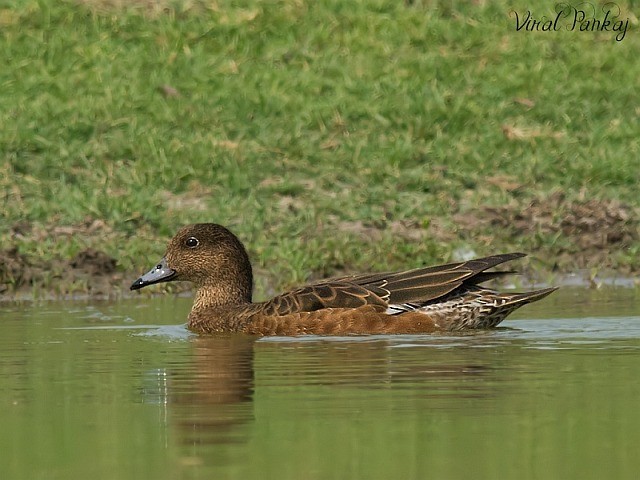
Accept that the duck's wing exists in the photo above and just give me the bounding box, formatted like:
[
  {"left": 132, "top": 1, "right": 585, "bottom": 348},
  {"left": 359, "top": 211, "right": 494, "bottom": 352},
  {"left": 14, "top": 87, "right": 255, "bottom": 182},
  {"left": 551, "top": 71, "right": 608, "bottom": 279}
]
[
  {"left": 261, "top": 282, "right": 390, "bottom": 316},
  {"left": 329, "top": 253, "right": 526, "bottom": 305},
  {"left": 261, "top": 253, "right": 527, "bottom": 316}
]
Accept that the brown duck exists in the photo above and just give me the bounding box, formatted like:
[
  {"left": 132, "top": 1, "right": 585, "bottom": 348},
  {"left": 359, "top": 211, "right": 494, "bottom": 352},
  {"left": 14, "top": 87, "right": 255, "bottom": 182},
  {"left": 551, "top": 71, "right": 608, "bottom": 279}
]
[{"left": 130, "top": 223, "right": 556, "bottom": 335}]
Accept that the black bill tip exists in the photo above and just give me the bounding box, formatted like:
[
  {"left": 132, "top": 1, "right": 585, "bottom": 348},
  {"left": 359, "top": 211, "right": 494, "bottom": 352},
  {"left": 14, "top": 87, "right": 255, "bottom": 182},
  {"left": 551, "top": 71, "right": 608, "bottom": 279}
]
[{"left": 130, "top": 257, "right": 176, "bottom": 291}]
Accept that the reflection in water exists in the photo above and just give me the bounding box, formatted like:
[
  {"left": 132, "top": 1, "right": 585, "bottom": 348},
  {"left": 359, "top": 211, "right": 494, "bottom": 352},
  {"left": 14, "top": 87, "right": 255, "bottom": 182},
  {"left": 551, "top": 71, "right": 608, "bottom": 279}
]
[
  {"left": 160, "top": 334, "right": 504, "bottom": 454},
  {"left": 256, "top": 338, "right": 498, "bottom": 397},
  {"left": 144, "top": 335, "right": 257, "bottom": 450},
  {"left": 174, "top": 335, "right": 256, "bottom": 448},
  {"left": 2, "top": 289, "right": 640, "bottom": 480}
]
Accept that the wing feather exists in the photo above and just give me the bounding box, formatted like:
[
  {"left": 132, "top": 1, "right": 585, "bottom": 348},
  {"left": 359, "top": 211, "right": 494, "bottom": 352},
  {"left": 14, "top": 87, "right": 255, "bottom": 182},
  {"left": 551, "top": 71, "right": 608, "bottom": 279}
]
[{"left": 262, "top": 253, "right": 527, "bottom": 316}]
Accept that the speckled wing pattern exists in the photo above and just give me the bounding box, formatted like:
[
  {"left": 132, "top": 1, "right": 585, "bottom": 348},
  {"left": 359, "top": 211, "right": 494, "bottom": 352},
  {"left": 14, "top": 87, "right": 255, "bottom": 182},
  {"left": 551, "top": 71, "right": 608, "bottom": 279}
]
[
  {"left": 261, "top": 282, "right": 391, "bottom": 316},
  {"left": 261, "top": 253, "right": 529, "bottom": 316}
]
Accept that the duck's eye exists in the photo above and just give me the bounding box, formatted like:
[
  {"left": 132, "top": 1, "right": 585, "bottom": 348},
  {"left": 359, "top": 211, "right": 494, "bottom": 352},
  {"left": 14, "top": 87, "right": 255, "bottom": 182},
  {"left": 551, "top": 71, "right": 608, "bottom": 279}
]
[{"left": 186, "top": 237, "right": 199, "bottom": 248}]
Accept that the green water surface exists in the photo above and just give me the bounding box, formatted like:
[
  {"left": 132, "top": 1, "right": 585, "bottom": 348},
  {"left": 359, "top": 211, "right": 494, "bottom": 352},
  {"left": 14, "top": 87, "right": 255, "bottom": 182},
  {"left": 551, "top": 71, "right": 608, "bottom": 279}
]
[{"left": 1, "top": 287, "right": 639, "bottom": 480}]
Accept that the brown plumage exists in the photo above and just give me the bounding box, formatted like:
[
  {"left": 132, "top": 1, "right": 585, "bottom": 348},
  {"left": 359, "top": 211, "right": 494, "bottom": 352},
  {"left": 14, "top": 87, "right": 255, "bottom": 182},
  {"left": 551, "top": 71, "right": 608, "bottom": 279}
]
[{"left": 130, "top": 223, "right": 557, "bottom": 335}]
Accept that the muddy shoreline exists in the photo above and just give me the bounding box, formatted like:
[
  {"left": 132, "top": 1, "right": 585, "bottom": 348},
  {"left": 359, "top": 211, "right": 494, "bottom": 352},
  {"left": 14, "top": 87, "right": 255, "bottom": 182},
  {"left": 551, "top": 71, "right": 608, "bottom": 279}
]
[
  {"left": 0, "top": 266, "right": 637, "bottom": 305},
  {"left": 2, "top": 193, "right": 639, "bottom": 301}
]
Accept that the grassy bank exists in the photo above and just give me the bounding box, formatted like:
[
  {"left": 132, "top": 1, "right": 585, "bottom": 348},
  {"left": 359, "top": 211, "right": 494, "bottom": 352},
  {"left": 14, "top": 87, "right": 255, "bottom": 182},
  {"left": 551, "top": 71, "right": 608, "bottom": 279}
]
[{"left": 1, "top": 0, "right": 639, "bottom": 299}]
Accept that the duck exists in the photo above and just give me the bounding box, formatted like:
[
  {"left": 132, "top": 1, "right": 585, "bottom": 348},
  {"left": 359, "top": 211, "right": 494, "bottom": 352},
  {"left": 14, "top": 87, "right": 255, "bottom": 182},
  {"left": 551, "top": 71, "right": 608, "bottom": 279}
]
[{"left": 130, "top": 223, "right": 557, "bottom": 335}]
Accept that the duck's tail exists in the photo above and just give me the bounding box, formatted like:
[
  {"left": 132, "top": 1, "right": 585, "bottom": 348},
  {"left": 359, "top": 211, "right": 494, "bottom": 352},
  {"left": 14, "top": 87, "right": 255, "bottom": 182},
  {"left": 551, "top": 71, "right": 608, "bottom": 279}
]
[{"left": 451, "top": 286, "right": 559, "bottom": 330}]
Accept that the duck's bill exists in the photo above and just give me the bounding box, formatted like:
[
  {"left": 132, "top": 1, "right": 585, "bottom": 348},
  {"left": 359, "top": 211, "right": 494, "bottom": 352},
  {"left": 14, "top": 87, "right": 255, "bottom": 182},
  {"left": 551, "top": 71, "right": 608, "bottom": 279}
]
[{"left": 130, "top": 257, "right": 176, "bottom": 290}]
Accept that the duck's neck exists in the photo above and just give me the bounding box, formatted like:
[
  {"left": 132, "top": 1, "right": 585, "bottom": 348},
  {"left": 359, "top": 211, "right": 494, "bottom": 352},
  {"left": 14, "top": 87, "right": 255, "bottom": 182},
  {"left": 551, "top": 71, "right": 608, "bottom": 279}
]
[{"left": 192, "top": 283, "right": 252, "bottom": 311}]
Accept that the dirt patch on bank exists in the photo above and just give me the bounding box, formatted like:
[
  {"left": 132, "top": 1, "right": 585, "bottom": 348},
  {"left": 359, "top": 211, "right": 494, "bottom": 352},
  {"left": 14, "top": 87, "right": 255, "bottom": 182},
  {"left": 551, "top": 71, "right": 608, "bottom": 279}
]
[
  {"left": 0, "top": 246, "right": 124, "bottom": 299},
  {"left": 325, "top": 192, "right": 639, "bottom": 275},
  {"left": 1, "top": 194, "right": 638, "bottom": 300},
  {"left": 455, "top": 192, "right": 639, "bottom": 272},
  {"left": 1, "top": 218, "right": 126, "bottom": 299}
]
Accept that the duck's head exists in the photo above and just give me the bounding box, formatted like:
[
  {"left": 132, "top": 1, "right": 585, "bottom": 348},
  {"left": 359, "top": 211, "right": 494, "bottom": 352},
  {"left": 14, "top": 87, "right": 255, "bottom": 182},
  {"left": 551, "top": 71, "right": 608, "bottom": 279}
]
[{"left": 130, "top": 223, "right": 253, "bottom": 303}]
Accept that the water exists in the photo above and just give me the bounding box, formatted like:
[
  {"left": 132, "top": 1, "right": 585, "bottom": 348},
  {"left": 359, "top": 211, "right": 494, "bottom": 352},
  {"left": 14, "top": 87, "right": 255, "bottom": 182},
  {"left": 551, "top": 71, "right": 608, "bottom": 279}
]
[{"left": 1, "top": 287, "right": 639, "bottom": 480}]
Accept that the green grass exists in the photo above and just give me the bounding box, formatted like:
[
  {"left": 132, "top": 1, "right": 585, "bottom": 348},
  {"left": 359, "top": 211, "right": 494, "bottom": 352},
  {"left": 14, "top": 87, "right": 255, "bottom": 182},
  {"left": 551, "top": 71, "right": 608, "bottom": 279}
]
[{"left": 1, "top": 0, "right": 639, "bottom": 297}]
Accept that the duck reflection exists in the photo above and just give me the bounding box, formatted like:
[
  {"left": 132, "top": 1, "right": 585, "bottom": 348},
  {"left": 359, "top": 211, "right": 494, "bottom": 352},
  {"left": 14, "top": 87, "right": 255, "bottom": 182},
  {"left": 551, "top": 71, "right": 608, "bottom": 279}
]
[
  {"left": 162, "top": 334, "right": 504, "bottom": 450},
  {"left": 256, "top": 338, "right": 495, "bottom": 397},
  {"left": 167, "top": 335, "right": 257, "bottom": 446}
]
